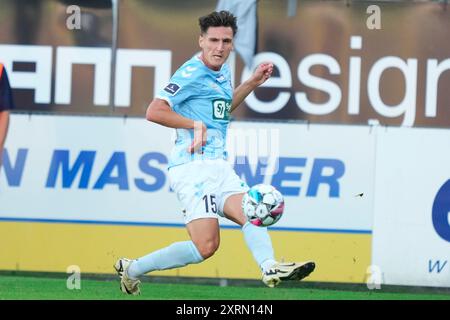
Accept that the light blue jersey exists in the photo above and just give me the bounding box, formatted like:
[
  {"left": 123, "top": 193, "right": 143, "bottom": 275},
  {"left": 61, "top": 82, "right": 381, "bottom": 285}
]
[{"left": 156, "top": 56, "right": 233, "bottom": 168}]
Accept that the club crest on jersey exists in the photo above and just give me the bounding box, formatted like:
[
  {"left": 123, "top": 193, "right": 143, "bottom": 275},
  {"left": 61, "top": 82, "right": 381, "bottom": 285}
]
[
  {"left": 212, "top": 99, "right": 232, "bottom": 121},
  {"left": 164, "top": 83, "right": 181, "bottom": 95}
]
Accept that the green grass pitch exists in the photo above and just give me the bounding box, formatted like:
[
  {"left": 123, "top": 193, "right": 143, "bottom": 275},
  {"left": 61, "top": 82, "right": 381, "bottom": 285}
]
[{"left": 0, "top": 275, "right": 449, "bottom": 300}]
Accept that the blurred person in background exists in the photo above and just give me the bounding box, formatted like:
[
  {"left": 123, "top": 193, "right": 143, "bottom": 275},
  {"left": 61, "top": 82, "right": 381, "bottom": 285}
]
[{"left": 0, "top": 63, "right": 14, "bottom": 172}]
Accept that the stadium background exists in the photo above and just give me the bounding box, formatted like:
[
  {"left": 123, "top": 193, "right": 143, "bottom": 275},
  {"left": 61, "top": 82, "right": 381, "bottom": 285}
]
[{"left": 0, "top": 0, "right": 449, "bottom": 290}]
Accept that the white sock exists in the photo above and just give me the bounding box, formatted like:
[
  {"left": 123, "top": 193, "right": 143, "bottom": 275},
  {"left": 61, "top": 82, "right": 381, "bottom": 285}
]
[
  {"left": 242, "top": 222, "right": 277, "bottom": 273},
  {"left": 127, "top": 241, "right": 204, "bottom": 278},
  {"left": 260, "top": 259, "right": 277, "bottom": 273}
]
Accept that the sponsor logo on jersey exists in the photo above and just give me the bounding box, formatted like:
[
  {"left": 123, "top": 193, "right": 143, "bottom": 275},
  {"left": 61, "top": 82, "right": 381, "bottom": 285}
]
[{"left": 212, "top": 99, "right": 232, "bottom": 121}]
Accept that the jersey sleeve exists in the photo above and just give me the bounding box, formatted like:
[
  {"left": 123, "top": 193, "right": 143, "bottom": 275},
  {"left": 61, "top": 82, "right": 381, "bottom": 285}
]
[
  {"left": 0, "top": 67, "right": 15, "bottom": 111},
  {"left": 155, "top": 65, "right": 200, "bottom": 109}
]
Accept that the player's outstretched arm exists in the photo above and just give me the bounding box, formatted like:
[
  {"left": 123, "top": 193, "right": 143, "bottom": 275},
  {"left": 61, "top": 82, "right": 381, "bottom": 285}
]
[
  {"left": 146, "top": 98, "right": 195, "bottom": 129},
  {"left": 146, "top": 99, "right": 206, "bottom": 154},
  {"left": 0, "top": 110, "right": 9, "bottom": 148},
  {"left": 0, "top": 110, "right": 9, "bottom": 167},
  {"left": 230, "top": 62, "right": 273, "bottom": 113}
]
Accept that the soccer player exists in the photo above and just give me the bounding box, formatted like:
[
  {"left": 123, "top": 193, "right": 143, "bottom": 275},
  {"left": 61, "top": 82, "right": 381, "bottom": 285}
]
[
  {"left": 114, "top": 11, "right": 315, "bottom": 295},
  {"left": 0, "top": 62, "right": 14, "bottom": 172}
]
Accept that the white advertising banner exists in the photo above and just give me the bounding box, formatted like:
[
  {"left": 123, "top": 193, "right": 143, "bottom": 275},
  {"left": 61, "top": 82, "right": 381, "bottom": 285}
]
[
  {"left": 0, "top": 114, "right": 375, "bottom": 233},
  {"left": 372, "top": 127, "right": 450, "bottom": 287},
  {"left": 226, "top": 121, "right": 375, "bottom": 232}
]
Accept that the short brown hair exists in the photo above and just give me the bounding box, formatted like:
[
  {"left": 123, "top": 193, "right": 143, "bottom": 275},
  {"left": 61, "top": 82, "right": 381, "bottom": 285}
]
[{"left": 198, "top": 11, "right": 238, "bottom": 36}]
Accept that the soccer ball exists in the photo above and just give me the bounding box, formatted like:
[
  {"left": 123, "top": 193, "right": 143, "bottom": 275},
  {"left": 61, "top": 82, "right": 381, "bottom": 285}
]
[{"left": 242, "top": 184, "right": 285, "bottom": 227}]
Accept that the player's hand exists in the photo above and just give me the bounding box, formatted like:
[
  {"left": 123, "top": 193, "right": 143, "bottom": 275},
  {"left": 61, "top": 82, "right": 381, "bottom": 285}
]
[
  {"left": 251, "top": 62, "right": 273, "bottom": 87},
  {"left": 187, "top": 121, "right": 207, "bottom": 154}
]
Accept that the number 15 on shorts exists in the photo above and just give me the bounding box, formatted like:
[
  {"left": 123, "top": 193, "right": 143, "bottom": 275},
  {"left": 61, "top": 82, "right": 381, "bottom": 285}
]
[{"left": 202, "top": 194, "right": 217, "bottom": 213}]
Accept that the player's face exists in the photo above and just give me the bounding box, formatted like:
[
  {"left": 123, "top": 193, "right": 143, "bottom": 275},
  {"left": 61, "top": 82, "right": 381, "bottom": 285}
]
[{"left": 199, "top": 26, "right": 234, "bottom": 71}]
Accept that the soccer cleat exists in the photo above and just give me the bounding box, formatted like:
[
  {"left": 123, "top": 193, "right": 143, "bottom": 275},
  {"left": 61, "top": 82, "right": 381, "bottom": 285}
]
[
  {"left": 262, "top": 261, "right": 316, "bottom": 288},
  {"left": 114, "top": 258, "right": 141, "bottom": 296}
]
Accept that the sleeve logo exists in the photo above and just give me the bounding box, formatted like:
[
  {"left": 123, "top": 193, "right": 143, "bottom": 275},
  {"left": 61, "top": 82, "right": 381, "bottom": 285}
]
[{"left": 163, "top": 83, "right": 181, "bottom": 95}]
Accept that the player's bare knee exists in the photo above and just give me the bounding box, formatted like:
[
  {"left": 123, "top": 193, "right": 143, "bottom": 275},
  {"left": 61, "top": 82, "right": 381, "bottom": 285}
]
[{"left": 197, "top": 240, "right": 219, "bottom": 259}]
